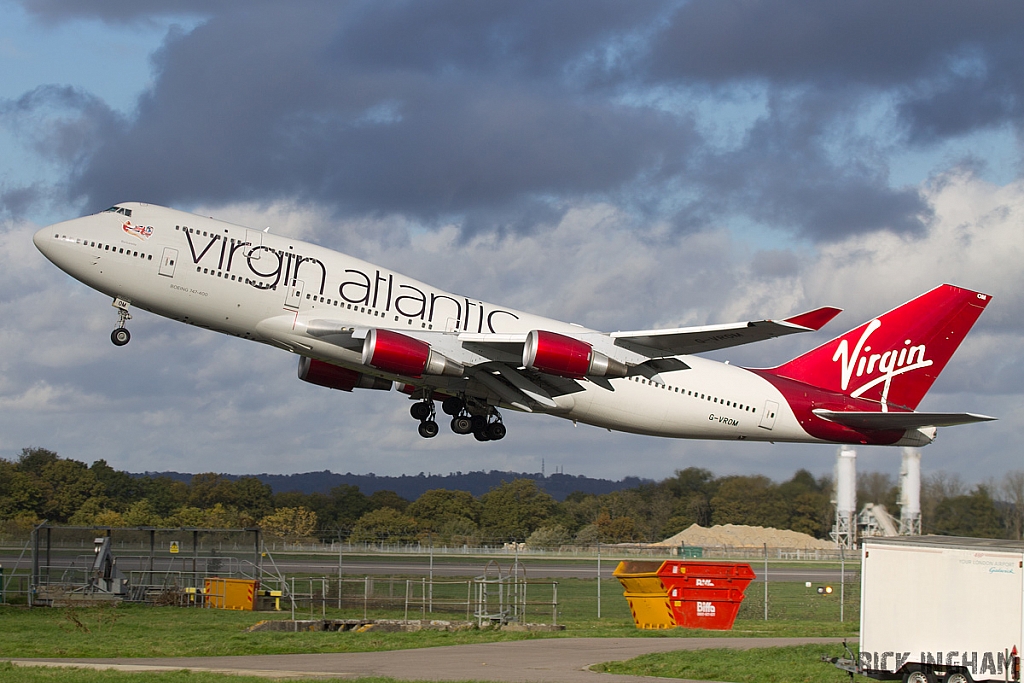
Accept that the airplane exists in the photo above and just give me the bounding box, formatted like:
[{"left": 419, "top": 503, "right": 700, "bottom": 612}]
[{"left": 34, "top": 202, "right": 995, "bottom": 445}]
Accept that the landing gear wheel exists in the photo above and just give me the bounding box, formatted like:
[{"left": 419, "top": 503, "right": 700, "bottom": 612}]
[
  {"left": 441, "top": 396, "right": 464, "bottom": 416},
  {"left": 410, "top": 401, "right": 432, "bottom": 421},
  {"left": 470, "top": 414, "right": 488, "bottom": 432},
  {"left": 473, "top": 429, "right": 490, "bottom": 441},
  {"left": 485, "top": 422, "right": 506, "bottom": 441},
  {"left": 451, "top": 416, "right": 473, "bottom": 434},
  {"left": 111, "top": 328, "right": 131, "bottom": 346},
  {"left": 418, "top": 420, "right": 439, "bottom": 438}
]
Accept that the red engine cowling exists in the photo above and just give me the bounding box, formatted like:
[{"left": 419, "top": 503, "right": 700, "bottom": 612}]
[
  {"left": 361, "top": 329, "right": 464, "bottom": 377},
  {"left": 297, "top": 356, "right": 392, "bottom": 391},
  {"left": 523, "top": 330, "right": 628, "bottom": 378}
]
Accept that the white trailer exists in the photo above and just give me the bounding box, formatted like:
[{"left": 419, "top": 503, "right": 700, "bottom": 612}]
[{"left": 856, "top": 536, "right": 1023, "bottom": 683}]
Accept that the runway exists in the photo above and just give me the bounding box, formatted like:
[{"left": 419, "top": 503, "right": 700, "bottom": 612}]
[{"left": 10, "top": 636, "right": 850, "bottom": 682}]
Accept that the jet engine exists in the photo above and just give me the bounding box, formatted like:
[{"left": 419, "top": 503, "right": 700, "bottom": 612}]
[
  {"left": 361, "top": 329, "right": 464, "bottom": 377},
  {"left": 297, "top": 356, "right": 392, "bottom": 391},
  {"left": 523, "top": 330, "right": 628, "bottom": 378}
]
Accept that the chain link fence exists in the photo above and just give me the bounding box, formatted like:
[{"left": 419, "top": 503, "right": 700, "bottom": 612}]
[{"left": 2, "top": 524, "right": 858, "bottom": 628}]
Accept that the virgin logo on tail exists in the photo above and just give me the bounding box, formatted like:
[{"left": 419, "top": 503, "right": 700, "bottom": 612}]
[{"left": 833, "top": 319, "right": 931, "bottom": 409}]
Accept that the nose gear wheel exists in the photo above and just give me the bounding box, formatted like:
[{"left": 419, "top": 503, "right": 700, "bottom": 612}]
[{"left": 111, "top": 298, "right": 132, "bottom": 346}]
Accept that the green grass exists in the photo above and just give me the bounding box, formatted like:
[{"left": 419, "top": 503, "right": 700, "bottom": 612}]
[
  {"left": 0, "top": 577, "right": 857, "bottom": 659},
  {"left": 594, "top": 643, "right": 873, "bottom": 682},
  {"left": 0, "top": 604, "right": 855, "bottom": 660},
  {"left": 1, "top": 662, "right": 483, "bottom": 683}
]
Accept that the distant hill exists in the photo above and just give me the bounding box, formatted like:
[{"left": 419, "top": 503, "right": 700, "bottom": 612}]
[{"left": 133, "top": 469, "right": 648, "bottom": 501}]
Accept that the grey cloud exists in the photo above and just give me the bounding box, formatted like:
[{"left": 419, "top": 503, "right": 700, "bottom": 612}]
[
  {"left": 17, "top": 0, "right": 226, "bottom": 23},
  {"left": 329, "top": 0, "right": 662, "bottom": 81},
  {"left": 1, "top": 86, "right": 122, "bottom": 168},
  {"left": 899, "top": 67, "right": 1024, "bottom": 145},
  {"left": 0, "top": 184, "right": 43, "bottom": 220},
  {"left": 676, "top": 92, "right": 932, "bottom": 240},
  {"left": 6, "top": 0, "right": 1019, "bottom": 244},
  {"left": 63, "top": 3, "right": 691, "bottom": 220},
  {"left": 647, "top": 1, "right": 1024, "bottom": 145},
  {"left": 647, "top": 0, "right": 1024, "bottom": 88}
]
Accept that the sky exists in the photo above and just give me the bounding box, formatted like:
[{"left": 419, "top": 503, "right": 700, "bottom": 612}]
[{"left": 1, "top": 0, "right": 1022, "bottom": 488}]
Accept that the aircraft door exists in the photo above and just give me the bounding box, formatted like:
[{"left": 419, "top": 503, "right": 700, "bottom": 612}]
[
  {"left": 758, "top": 400, "right": 778, "bottom": 430},
  {"left": 285, "top": 279, "right": 304, "bottom": 310},
  {"left": 159, "top": 247, "right": 178, "bottom": 277},
  {"left": 245, "top": 230, "right": 263, "bottom": 260}
]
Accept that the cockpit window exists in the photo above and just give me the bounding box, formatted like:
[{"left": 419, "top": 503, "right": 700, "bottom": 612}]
[{"left": 103, "top": 206, "right": 133, "bottom": 217}]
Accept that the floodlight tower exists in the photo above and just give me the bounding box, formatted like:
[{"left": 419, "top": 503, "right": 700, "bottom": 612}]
[
  {"left": 898, "top": 448, "right": 922, "bottom": 536},
  {"left": 831, "top": 446, "right": 857, "bottom": 549}
]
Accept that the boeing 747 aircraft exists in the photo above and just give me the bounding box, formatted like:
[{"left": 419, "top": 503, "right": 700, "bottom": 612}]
[{"left": 35, "top": 203, "right": 994, "bottom": 444}]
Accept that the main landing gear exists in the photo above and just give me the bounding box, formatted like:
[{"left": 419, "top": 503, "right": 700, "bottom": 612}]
[
  {"left": 110, "top": 297, "right": 132, "bottom": 346},
  {"left": 410, "top": 395, "right": 507, "bottom": 441},
  {"left": 441, "top": 396, "right": 506, "bottom": 441},
  {"left": 410, "top": 400, "right": 439, "bottom": 438},
  {"left": 407, "top": 395, "right": 503, "bottom": 444}
]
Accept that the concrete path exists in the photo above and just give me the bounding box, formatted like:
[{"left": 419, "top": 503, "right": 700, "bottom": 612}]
[{"left": 10, "top": 636, "right": 848, "bottom": 682}]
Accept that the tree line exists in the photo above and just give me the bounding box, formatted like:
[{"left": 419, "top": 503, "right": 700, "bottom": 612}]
[{"left": 2, "top": 447, "right": 1022, "bottom": 544}]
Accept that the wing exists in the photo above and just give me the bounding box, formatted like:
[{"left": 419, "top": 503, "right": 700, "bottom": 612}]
[
  {"left": 293, "top": 305, "right": 843, "bottom": 413},
  {"left": 609, "top": 307, "right": 842, "bottom": 357},
  {"left": 812, "top": 409, "right": 996, "bottom": 430}
]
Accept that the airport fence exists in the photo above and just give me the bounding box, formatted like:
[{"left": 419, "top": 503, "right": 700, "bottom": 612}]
[{"left": 1, "top": 524, "right": 860, "bottom": 626}]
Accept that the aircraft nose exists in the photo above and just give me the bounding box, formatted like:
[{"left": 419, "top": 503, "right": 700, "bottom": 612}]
[{"left": 33, "top": 225, "right": 53, "bottom": 258}]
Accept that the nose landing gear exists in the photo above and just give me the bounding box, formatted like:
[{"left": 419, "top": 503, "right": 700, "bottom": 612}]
[{"left": 111, "top": 297, "right": 132, "bottom": 346}]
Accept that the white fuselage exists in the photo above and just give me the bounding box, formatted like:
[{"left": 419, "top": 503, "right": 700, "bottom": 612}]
[{"left": 35, "top": 203, "right": 813, "bottom": 443}]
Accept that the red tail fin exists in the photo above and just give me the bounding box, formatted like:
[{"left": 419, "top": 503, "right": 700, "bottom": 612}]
[{"left": 766, "top": 284, "right": 991, "bottom": 410}]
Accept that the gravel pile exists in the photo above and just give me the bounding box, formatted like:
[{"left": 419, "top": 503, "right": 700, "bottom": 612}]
[{"left": 653, "top": 523, "right": 836, "bottom": 549}]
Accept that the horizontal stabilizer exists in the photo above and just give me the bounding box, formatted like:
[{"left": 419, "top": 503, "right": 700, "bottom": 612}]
[
  {"left": 812, "top": 409, "right": 996, "bottom": 430},
  {"left": 611, "top": 306, "right": 842, "bottom": 357}
]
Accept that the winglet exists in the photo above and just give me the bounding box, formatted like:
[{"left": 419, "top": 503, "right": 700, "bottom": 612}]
[{"left": 783, "top": 306, "right": 842, "bottom": 331}]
